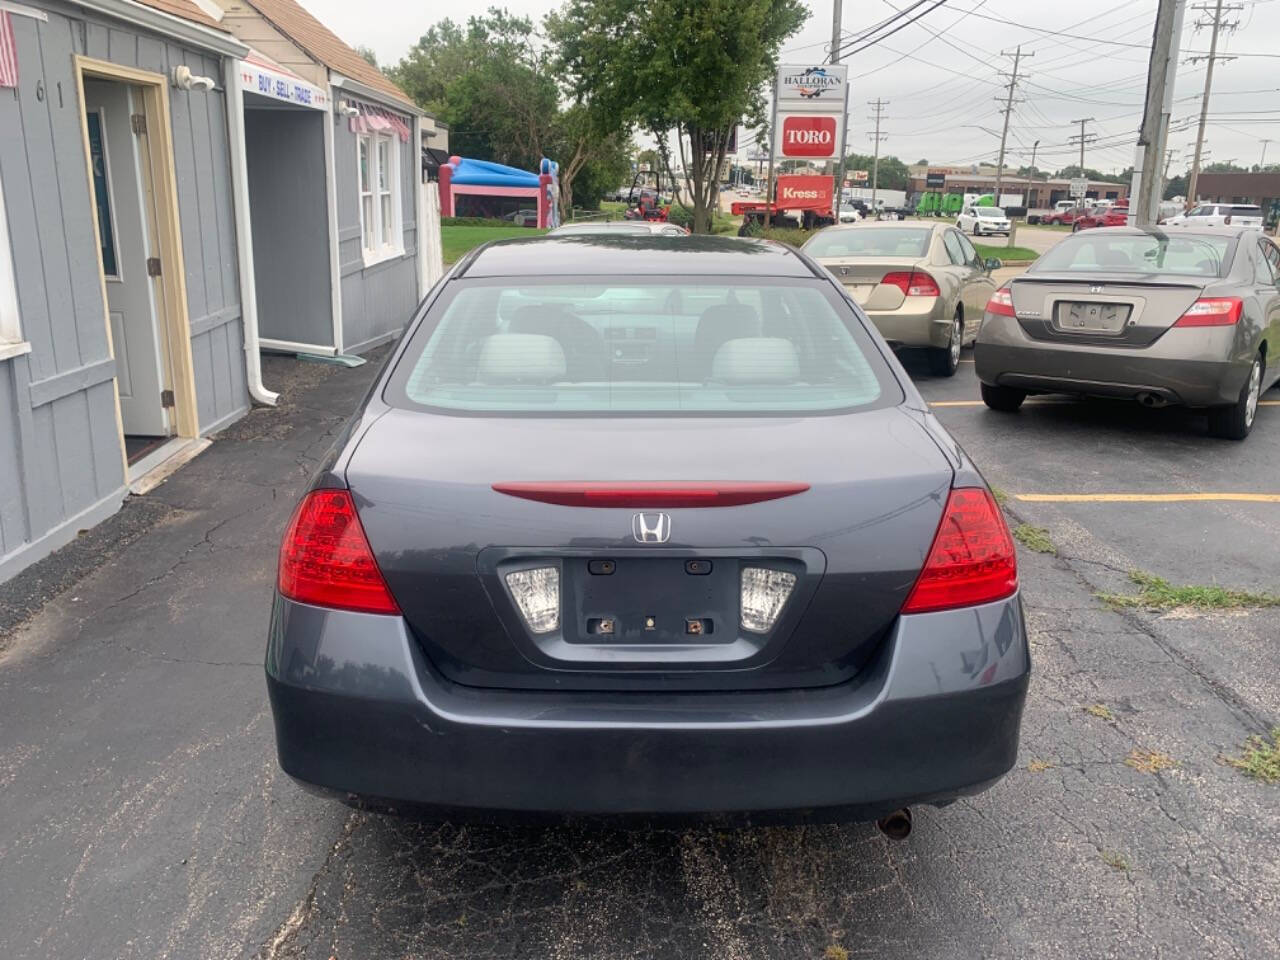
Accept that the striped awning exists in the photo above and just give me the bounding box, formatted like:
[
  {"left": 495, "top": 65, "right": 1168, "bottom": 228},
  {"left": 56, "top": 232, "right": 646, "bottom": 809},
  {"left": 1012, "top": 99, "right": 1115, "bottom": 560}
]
[{"left": 349, "top": 101, "right": 410, "bottom": 142}]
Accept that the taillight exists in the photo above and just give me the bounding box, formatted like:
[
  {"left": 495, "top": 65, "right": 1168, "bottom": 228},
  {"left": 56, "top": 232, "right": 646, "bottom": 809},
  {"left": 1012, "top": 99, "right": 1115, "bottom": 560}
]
[
  {"left": 277, "top": 489, "right": 400, "bottom": 615},
  {"left": 1174, "top": 297, "right": 1243, "bottom": 327},
  {"left": 901, "top": 488, "right": 1017, "bottom": 615},
  {"left": 985, "top": 287, "right": 1015, "bottom": 316},
  {"left": 881, "top": 270, "right": 941, "bottom": 297}
]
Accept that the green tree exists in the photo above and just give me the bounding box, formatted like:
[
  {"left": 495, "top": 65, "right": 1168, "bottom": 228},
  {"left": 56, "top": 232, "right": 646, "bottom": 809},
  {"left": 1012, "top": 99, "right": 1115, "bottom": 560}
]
[
  {"left": 389, "top": 8, "right": 630, "bottom": 214},
  {"left": 548, "top": 0, "right": 807, "bottom": 233},
  {"left": 842, "top": 153, "right": 908, "bottom": 191},
  {"left": 389, "top": 10, "right": 558, "bottom": 168},
  {"left": 1054, "top": 165, "right": 1107, "bottom": 181},
  {"left": 355, "top": 45, "right": 379, "bottom": 68},
  {"left": 1164, "top": 173, "right": 1188, "bottom": 200}
]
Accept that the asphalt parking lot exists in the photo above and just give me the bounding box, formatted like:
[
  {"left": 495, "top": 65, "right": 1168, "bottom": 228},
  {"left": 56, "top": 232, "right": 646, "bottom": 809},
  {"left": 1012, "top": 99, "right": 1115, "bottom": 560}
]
[{"left": 1, "top": 338, "right": 1278, "bottom": 958}]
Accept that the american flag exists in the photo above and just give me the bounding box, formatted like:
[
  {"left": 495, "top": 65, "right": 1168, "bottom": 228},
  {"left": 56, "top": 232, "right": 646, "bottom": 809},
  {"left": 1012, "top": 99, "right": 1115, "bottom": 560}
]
[{"left": 0, "top": 12, "right": 18, "bottom": 89}]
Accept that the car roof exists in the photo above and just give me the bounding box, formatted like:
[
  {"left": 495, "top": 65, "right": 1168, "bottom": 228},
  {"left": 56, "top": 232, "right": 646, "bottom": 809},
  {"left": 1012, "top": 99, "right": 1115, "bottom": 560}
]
[
  {"left": 1057, "top": 225, "right": 1258, "bottom": 240},
  {"left": 457, "top": 235, "right": 819, "bottom": 278},
  {"left": 809, "top": 221, "right": 938, "bottom": 234}
]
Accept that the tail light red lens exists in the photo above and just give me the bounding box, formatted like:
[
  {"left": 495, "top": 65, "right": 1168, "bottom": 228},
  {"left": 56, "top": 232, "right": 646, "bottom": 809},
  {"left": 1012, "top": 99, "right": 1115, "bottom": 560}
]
[
  {"left": 901, "top": 487, "right": 1018, "bottom": 615},
  {"left": 277, "top": 489, "right": 400, "bottom": 615},
  {"left": 881, "top": 270, "right": 941, "bottom": 297},
  {"left": 1174, "top": 297, "right": 1243, "bottom": 327},
  {"left": 985, "top": 287, "right": 1016, "bottom": 316}
]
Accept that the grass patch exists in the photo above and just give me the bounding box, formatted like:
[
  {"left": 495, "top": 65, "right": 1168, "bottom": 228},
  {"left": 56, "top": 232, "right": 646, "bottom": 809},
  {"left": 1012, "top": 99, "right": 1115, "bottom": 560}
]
[
  {"left": 1084, "top": 703, "right": 1114, "bottom": 721},
  {"left": 1126, "top": 748, "right": 1177, "bottom": 774},
  {"left": 989, "top": 485, "right": 1009, "bottom": 507},
  {"left": 824, "top": 946, "right": 849, "bottom": 960},
  {"left": 975, "top": 242, "right": 1038, "bottom": 262},
  {"left": 441, "top": 224, "right": 546, "bottom": 263},
  {"left": 1028, "top": 759, "right": 1054, "bottom": 773},
  {"left": 1100, "top": 849, "right": 1129, "bottom": 872},
  {"left": 1013, "top": 524, "right": 1056, "bottom": 555},
  {"left": 1223, "top": 728, "right": 1280, "bottom": 783},
  {"left": 1099, "top": 570, "right": 1280, "bottom": 612}
]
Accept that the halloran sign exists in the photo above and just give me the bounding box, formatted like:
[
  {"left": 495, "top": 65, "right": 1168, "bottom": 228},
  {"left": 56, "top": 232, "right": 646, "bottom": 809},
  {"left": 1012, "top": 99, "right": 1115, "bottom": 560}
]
[
  {"left": 777, "top": 64, "right": 849, "bottom": 102},
  {"left": 773, "top": 64, "right": 848, "bottom": 163}
]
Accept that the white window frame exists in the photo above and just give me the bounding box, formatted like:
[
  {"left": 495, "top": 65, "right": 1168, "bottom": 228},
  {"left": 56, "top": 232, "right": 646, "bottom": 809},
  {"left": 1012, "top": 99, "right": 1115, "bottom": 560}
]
[
  {"left": 357, "top": 132, "right": 403, "bottom": 266},
  {"left": 0, "top": 172, "right": 32, "bottom": 362}
]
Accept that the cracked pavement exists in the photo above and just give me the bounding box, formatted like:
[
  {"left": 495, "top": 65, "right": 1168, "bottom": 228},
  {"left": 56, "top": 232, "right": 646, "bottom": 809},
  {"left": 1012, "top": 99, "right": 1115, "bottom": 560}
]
[{"left": 1, "top": 350, "right": 1278, "bottom": 959}]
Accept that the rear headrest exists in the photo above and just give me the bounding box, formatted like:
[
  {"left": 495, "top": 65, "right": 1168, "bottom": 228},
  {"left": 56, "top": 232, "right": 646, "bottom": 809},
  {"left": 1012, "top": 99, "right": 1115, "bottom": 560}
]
[
  {"left": 710, "top": 337, "right": 801, "bottom": 385},
  {"left": 476, "top": 334, "right": 566, "bottom": 384}
]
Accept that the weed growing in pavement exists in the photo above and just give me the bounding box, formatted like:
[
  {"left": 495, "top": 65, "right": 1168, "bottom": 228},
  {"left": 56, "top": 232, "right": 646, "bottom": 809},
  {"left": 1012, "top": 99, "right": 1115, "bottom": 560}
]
[
  {"left": 989, "top": 485, "right": 1010, "bottom": 508},
  {"left": 1223, "top": 728, "right": 1280, "bottom": 784},
  {"left": 1013, "top": 524, "right": 1056, "bottom": 555},
  {"left": 1084, "top": 703, "right": 1114, "bottom": 721},
  {"left": 1028, "top": 760, "right": 1054, "bottom": 773},
  {"left": 1100, "top": 850, "right": 1130, "bottom": 872},
  {"left": 824, "top": 945, "right": 850, "bottom": 960},
  {"left": 1098, "top": 570, "right": 1280, "bottom": 611},
  {"left": 1126, "top": 749, "right": 1177, "bottom": 774}
]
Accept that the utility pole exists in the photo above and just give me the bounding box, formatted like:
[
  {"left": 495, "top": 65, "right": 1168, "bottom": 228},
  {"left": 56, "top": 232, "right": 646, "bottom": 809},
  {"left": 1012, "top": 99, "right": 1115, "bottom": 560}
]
[
  {"left": 1186, "top": 0, "right": 1241, "bottom": 209},
  {"left": 831, "top": 0, "right": 848, "bottom": 221},
  {"left": 1023, "top": 139, "right": 1040, "bottom": 207},
  {"left": 993, "top": 46, "right": 1032, "bottom": 207},
  {"left": 1069, "top": 118, "right": 1098, "bottom": 175},
  {"left": 867, "top": 98, "right": 888, "bottom": 207},
  {"left": 1130, "top": 0, "right": 1186, "bottom": 226},
  {"left": 1260, "top": 139, "right": 1273, "bottom": 168}
]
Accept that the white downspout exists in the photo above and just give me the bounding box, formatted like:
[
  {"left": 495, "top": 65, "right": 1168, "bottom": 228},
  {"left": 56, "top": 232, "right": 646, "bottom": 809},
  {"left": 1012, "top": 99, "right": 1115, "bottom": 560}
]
[
  {"left": 323, "top": 82, "right": 344, "bottom": 354},
  {"left": 414, "top": 115, "right": 427, "bottom": 298},
  {"left": 223, "top": 57, "right": 278, "bottom": 405}
]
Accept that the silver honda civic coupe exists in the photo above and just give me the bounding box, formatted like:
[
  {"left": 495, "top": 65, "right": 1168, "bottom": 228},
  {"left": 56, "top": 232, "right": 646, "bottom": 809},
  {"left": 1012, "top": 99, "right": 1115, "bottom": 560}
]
[{"left": 976, "top": 226, "right": 1280, "bottom": 440}]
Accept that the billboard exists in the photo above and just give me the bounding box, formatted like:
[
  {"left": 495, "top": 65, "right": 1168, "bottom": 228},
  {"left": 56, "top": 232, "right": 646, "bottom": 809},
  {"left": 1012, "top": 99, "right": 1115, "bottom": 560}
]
[
  {"left": 775, "top": 175, "right": 834, "bottom": 211},
  {"left": 777, "top": 64, "right": 848, "bottom": 102},
  {"left": 779, "top": 115, "right": 838, "bottom": 158},
  {"left": 773, "top": 64, "right": 848, "bottom": 163},
  {"left": 926, "top": 171, "right": 946, "bottom": 188}
]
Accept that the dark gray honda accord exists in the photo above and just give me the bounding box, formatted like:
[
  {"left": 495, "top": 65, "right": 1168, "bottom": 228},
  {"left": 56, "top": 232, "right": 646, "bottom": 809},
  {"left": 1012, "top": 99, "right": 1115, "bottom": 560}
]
[{"left": 266, "top": 235, "right": 1029, "bottom": 830}]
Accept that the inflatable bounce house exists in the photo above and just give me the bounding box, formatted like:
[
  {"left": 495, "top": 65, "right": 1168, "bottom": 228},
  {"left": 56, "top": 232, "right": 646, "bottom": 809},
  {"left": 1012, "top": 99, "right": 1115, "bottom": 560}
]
[{"left": 438, "top": 156, "right": 560, "bottom": 228}]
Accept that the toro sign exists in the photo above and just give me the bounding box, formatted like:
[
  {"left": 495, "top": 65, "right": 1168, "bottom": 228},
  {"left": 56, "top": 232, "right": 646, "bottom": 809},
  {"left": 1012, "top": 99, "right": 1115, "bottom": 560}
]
[{"left": 780, "top": 115, "right": 837, "bottom": 158}]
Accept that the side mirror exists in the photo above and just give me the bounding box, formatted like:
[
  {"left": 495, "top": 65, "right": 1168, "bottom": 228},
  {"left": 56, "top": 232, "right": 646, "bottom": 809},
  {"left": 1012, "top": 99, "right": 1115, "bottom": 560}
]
[{"left": 984, "top": 257, "right": 1003, "bottom": 272}]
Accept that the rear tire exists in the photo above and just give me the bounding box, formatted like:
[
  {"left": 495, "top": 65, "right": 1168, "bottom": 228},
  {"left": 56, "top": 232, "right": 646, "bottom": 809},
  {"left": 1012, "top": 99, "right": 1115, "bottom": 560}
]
[
  {"left": 929, "top": 315, "right": 963, "bottom": 377},
  {"left": 1207, "top": 353, "right": 1263, "bottom": 441},
  {"left": 981, "top": 382, "right": 1027, "bottom": 412}
]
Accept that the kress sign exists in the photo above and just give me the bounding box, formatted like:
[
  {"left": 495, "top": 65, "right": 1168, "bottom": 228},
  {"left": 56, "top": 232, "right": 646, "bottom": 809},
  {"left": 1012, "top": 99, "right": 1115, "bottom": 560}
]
[{"left": 775, "top": 175, "right": 834, "bottom": 212}]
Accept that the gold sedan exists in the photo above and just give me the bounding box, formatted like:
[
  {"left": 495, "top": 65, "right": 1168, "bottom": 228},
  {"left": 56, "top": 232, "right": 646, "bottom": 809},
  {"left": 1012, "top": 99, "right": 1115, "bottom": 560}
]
[{"left": 802, "top": 221, "right": 1001, "bottom": 376}]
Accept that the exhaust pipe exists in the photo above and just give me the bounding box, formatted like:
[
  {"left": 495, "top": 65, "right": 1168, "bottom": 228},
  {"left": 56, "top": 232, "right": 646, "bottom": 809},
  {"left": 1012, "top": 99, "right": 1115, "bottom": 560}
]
[
  {"left": 1136, "top": 392, "right": 1168, "bottom": 408},
  {"left": 876, "top": 808, "right": 912, "bottom": 841}
]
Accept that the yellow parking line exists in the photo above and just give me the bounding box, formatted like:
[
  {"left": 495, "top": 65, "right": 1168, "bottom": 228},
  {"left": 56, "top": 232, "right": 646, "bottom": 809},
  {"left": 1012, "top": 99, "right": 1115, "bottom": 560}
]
[{"left": 1016, "top": 493, "right": 1280, "bottom": 503}]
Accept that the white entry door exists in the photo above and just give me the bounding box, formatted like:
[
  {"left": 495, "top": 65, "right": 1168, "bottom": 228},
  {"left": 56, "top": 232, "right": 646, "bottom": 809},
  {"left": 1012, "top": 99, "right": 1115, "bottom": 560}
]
[{"left": 84, "top": 80, "right": 170, "bottom": 438}]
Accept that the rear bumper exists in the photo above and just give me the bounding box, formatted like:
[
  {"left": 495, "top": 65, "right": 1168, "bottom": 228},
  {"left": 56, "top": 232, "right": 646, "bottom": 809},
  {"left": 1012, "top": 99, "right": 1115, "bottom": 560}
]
[
  {"left": 265, "top": 594, "right": 1030, "bottom": 820},
  {"left": 862, "top": 298, "right": 953, "bottom": 349},
  {"left": 975, "top": 315, "right": 1250, "bottom": 407}
]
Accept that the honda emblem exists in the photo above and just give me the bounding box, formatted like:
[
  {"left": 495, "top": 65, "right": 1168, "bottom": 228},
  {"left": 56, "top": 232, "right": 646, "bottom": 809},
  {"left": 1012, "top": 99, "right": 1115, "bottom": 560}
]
[{"left": 632, "top": 512, "right": 672, "bottom": 543}]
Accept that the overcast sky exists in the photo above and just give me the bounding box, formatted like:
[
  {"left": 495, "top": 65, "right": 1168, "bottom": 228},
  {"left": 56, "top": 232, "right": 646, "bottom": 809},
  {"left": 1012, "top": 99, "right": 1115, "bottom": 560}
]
[{"left": 304, "top": 0, "right": 1280, "bottom": 176}]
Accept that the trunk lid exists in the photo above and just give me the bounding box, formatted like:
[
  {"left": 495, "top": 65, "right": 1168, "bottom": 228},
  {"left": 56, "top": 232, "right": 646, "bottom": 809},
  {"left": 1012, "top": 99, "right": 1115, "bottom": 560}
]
[
  {"left": 1009, "top": 274, "right": 1207, "bottom": 348},
  {"left": 817, "top": 259, "right": 928, "bottom": 310},
  {"left": 346, "top": 406, "right": 954, "bottom": 691}
]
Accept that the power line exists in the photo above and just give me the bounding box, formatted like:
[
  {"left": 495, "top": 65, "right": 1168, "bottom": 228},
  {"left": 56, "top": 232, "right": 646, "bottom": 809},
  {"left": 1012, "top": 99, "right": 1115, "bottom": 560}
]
[{"left": 833, "top": 0, "right": 950, "bottom": 60}]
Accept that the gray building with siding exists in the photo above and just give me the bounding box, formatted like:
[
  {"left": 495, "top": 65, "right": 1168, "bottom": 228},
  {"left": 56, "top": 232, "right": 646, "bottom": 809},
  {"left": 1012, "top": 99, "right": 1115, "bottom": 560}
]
[
  {"left": 0, "top": 0, "right": 435, "bottom": 582},
  {"left": 1, "top": 0, "right": 254, "bottom": 581}
]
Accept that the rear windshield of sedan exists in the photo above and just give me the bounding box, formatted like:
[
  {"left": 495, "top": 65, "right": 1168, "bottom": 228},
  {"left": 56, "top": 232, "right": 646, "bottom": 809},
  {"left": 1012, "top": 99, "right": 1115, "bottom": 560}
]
[
  {"left": 384, "top": 278, "right": 900, "bottom": 414},
  {"left": 974, "top": 209, "right": 1006, "bottom": 218},
  {"left": 1035, "top": 233, "right": 1235, "bottom": 278},
  {"left": 804, "top": 228, "right": 931, "bottom": 259}
]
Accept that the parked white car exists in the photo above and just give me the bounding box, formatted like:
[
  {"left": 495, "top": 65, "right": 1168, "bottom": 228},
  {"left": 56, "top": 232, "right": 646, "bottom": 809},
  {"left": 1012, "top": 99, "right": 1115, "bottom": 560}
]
[
  {"left": 1163, "top": 203, "right": 1264, "bottom": 228},
  {"left": 957, "top": 207, "right": 1012, "bottom": 236}
]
